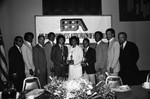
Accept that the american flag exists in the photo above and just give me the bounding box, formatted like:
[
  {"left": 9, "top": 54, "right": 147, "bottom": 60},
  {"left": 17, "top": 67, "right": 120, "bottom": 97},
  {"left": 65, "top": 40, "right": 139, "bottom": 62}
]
[{"left": 0, "top": 29, "right": 9, "bottom": 81}]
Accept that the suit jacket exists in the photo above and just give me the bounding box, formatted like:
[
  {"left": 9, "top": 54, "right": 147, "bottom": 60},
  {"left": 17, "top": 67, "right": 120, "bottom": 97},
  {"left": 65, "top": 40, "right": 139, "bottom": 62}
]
[
  {"left": 44, "top": 41, "right": 54, "bottom": 68},
  {"left": 21, "top": 41, "right": 35, "bottom": 77},
  {"left": 51, "top": 44, "right": 68, "bottom": 70},
  {"left": 8, "top": 45, "right": 25, "bottom": 91},
  {"left": 119, "top": 41, "right": 139, "bottom": 73},
  {"left": 33, "top": 44, "right": 47, "bottom": 73},
  {"left": 9, "top": 45, "right": 25, "bottom": 78},
  {"left": 44, "top": 41, "right": 54, "bottom": 82},
  {"left": 119, "top": 41, "right": 139, "bottom": 85},
  {"left": 33, "top": 44, "right": 47, "bottom": 86},
  {"left": 107, "top": 38, "right": 120, "bottom": 73},
  {"left": 95, "top": 41, "right": 108, "bottom": 72},
  {"left": 82, "top": 47, "right": 96, "bottom": 74}
]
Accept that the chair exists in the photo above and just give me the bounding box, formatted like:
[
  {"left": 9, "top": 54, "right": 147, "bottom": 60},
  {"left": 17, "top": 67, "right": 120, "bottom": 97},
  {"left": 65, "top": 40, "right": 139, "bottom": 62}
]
[
  {"left": 105, "top": 76, "right": 123, "bottom": 88},
  {"left": 22, "top": 77, "right": 41, "bottom": 92}
]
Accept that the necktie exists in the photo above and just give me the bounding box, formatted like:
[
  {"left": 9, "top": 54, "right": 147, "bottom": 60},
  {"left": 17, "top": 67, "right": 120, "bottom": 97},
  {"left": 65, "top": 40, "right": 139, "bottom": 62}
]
[
  {"left": 61, "top": 45, "right": 64, "bottom": 56},
  {"left": 61, "top": 45, "right": 63, "bottom": 50},
  {"left": 52, "top": 42, "right": 54, "bottom": 46},
  {"left": 84, "top": 48, "right": 87, "bottom": 53},
  {"left": 108, "top": 41, "right": 109, "bottom": 47},
  {"left": 120, "top": 44, "right": 123, "bottom": 50},
  {"left": 95, "top": 43, "right": 97, "bottom": 49},
  {"left": 61, "top": 45, "right": 65, "bottom": 61},
  {"left": 120, "top": 44, "right": 123, "bottom": 49},
  {"left": 19, "top": 47, "right": 22, "bottom": 53},
  {"left": 83, "top": 48, "right": 87, "bottom": 57}
]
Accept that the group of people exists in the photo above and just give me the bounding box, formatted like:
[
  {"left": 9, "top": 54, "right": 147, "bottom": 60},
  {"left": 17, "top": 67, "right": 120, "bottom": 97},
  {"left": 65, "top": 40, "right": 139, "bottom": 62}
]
[
  {"left": 94, "top": 29, "right": 140, "bottom": 85},
  {"left": 8, "top": 28, "right": 140, "bottom": 92}
]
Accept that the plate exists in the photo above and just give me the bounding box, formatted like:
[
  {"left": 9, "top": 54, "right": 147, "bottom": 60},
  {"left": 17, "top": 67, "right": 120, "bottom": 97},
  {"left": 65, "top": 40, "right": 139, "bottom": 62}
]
[
  {"left": 142, "top": 85, "right": 150, "bottom": 89},
  {"left": 111, "top": 85, "right": 131, "bottom": 92}
]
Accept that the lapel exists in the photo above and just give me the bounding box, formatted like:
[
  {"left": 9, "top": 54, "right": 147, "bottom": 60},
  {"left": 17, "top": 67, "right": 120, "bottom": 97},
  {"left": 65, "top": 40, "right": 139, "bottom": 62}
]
[
  {"left": 86, "top": 47, "right": 90, "bottom": 56},
  {"left": 37, "top": 44, "right": 44, "bottom": 51},
  {"left": 100, "top": 41, "right": 104, "bottom": 45},
  {"left": 24, "top": 41, "right": 32, "bottom": 50},
  {"left": 55, "top": 44, "right": 62, "bottom": 52},
  {"left": 49, "top": 41, "right": 53, "bottom": 47},
  {"left": 97, "top": 41, "right": 102, "bottom": 49},
  {"left": 123, "top": 41, "right": 128, "bottom": 50},
  {"left": 97, "top": 41, "right": 105, "bottom": 49},
  {"left": 14, "top": 45, "right": 22, "bottom": 54},
  {"left": 58, "top": 44, "right": 62, "bottom": 50},
  {"left": 109, "top": 38, "right": 115, "bottom": 48},
  {"left": 84, "top": 47, "right": 91, "bottom": 57},
  {"left": 120, "top": 41, "right": 127, "bottom": 55},
  {"left": 45, "top": 41, "right": 51, "bottom": 47}
]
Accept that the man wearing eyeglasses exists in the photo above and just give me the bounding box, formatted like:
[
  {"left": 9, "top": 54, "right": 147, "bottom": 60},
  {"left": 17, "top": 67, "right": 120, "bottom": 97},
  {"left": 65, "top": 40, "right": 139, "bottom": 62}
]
[{"left": 8, "top": 36, "right": 25, "bottom": 91}]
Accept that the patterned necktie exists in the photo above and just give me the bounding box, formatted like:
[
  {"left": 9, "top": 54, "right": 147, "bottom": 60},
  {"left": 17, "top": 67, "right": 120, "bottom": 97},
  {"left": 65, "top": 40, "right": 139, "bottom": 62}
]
[
  {"left": 120, "top": 44, "right": 123, "bottom": 50},
  {"left": 61, "top": 45, "right": 64, "bottom": 56}
]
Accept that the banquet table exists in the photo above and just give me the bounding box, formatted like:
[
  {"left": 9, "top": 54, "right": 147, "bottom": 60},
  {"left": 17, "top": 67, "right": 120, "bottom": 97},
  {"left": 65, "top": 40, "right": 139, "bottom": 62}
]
[
  {"left": 116, "top": 85, "right": 150, "bottom": 99},
  {"left": 1, "top": 85, "right": 149, "bottom": 99},
  {"left": 35, "top": 85, "right": 150, "bottom": 99}
]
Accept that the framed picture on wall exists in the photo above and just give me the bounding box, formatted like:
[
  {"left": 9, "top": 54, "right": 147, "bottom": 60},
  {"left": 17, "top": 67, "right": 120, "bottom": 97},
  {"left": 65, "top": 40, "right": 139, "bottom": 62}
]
[{"left": 119, "top": 0, "right": 150, "bottom": 21}]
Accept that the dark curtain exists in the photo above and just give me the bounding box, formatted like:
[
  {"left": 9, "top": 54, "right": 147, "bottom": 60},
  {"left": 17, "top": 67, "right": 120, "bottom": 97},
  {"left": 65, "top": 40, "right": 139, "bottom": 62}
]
[{"left": 43, "top": 0, "right": 101, "bottom": 15}]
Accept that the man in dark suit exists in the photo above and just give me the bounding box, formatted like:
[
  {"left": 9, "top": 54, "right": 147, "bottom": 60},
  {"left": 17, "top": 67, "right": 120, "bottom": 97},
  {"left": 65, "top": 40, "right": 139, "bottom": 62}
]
[
  {"left": 51, "top": 35, "right": 68, "bottom": 78},
  {"left": 33, "top": 35, "right": 47, "bottom": 87},
  {"left": 82, "top": 38, "right": 96, "bottom": 84},
  {"left": 8, "top": 36, "right": 25, "bottom": 91},
  {"left": 118, "top": 32, "right": 140, "bottom": 85}
]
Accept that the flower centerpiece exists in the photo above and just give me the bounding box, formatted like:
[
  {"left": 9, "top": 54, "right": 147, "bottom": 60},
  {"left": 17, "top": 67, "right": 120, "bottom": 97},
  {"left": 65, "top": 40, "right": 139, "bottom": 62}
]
[
  {"left": 63, "top": 78, "right": 93, "bottom": 99},
  {"left": 44, "top": 77, "right": 66, "bottom": 99},
  {"left": 44, "top": 76, "right": 115, "bottom": 99}
]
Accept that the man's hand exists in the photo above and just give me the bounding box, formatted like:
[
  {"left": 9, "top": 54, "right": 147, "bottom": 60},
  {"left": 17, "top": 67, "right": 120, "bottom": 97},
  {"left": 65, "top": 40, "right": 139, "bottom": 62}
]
[
  {"left": 29, "top": 69, "right": 34, "bottom": 75},
  {"left": 60, "top": 63, "right": 64, "bottom": 67},
  {"left": 37, "top": 70, "right": 40, "bottom": 74},
  {"left": 109, "top": 67, "right": 114, "bottom": 73},
  {"left": 81, "top": 62, "right": 87, "bottom": 67},
  {"left": 13, "top": 73, "right": 17, "bottom": 78},
  {"left": 97, "top": 68, "right": 102, "bottom": 74},
  {"left": 35, "top": 69, "right": 40, "bottom": 76}
]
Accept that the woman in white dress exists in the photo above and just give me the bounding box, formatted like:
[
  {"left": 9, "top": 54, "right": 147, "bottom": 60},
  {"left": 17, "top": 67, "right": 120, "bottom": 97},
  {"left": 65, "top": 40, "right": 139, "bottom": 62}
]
[{"left": 67, "top": 36, "right": 83, "bottom": 79}]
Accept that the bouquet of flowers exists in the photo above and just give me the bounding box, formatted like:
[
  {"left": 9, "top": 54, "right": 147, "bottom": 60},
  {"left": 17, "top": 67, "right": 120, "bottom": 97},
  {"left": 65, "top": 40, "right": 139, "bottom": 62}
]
[
  {"left": 44, "top": 76, "right": 115, "bottom": 99},
  {"left": 44, "top": 77, "right": 93, "bottom": 99},
  {"left": 63, "top": 78, "right": 93, "bottom": 99},
  {"left": 44, "top": 77, "right": 66, "bottom": 99}
]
